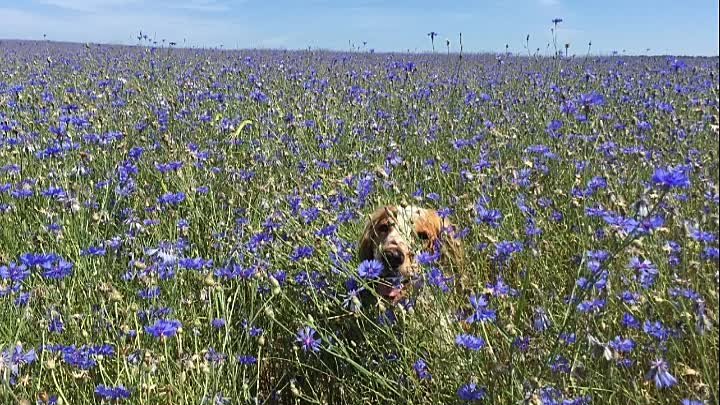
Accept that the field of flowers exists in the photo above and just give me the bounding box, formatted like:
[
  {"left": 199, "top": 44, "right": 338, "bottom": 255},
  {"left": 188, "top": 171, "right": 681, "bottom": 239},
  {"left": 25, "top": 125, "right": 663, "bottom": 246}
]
[{"left": 0, "top": 40, "right": 718, "bottom": 404}]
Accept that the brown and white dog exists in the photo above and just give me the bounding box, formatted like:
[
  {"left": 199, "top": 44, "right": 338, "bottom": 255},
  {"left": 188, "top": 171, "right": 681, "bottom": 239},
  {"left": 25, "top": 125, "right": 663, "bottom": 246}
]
[{"left": 358, "top": 205, "right": 466, "bottom": 304}]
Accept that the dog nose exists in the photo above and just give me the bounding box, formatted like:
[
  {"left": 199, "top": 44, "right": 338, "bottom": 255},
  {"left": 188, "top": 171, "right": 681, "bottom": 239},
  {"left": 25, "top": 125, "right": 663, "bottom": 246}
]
[{"left": 383, "top": 249, "right": 405, "bottom": 268}]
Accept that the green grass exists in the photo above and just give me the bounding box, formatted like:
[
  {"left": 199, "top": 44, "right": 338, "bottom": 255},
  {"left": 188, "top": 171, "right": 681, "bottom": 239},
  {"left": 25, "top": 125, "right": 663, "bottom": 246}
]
[{"left": 0, "top": 42, "right": 718, "bottom": 404}]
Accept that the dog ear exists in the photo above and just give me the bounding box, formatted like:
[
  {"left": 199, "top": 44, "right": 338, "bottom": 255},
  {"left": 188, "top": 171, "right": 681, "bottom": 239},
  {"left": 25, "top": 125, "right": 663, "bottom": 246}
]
[
  {"left": 358, "top": 206, "right": 389, "bottom": 262},
  {"left": 358, "top": 220, "right": 376, "bottom": 262},
  {"left": 439, "top": 217, "right": 468, "bottom": 290}
]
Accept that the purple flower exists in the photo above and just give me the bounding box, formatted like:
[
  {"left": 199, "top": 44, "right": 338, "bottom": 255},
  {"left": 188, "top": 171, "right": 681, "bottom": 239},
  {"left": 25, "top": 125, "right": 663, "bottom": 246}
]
[
  {"left": 608, "top": 336, "right": 635, "bottom": 353},
  {"left": 533, "top": 307, "right": 551, "bottom": 332},
  {"left": 82, "top": 245, "right": 106, "bottom": 257},
  {"left": 457, "top": 383, "right": 487, "bottom": 401},
  {"left": 145, "top": 319, "right": 182, "bottom": 339},
  {"left": 157, "top": 192, "right": 186, "bottom": 206},
  {"left": 290, "top": 245, "right": 314, "bottom": 262},
  {"left": 427, "top": 267, "right": 452, "bottom": 292},
  {"left": 296, "top": 326, "right": 321, "bottom": 353},
  {"left": 95, "top": 384, "right": 131, "bottom": 401},
  {"left": 413, "top": 358, "right": 431, "bottom": 380},
  {"left": 466, "top": 294, "right": 496, "bottom": 324},
  {"left": 416, "top": 250, "right": 440, "bottom": 266},
  {"left": 357, "top": 259, "right": 384, "bottom": 279},
  {"left": 644, "top": 320, "right": 669, "bottom": 341},
  {"left": 622, "top": 313, "right": 641, "bottom": 329},
  {"left": 513, "top": 336, "right": 530, "bottom": 352},
  {"left": 236, "top": 355, "right": 257, "bottom": 365},
  {"left": 485, "top": 276, "right": 517, "bottom": 297},
  {"left": 629, "top": 257, "right": 659, "bottom": 289},
  {"left": 1, "top": 344, "right": 37, "bottom": 376},
  {"left": 455, "top": 334, "right": 486, "bottom": 351},
  {"left": 646, "top": 359, "right": 677, "bottom": 389},
  {"left": 0, "top": 262, "right": 30, "bottom": 283},
  {"left": 492, "top": 240, "right": 523, "bottom": 263},
  {"left": 652, "top": 166, "right": 690, "bottom": 189},
  {"left": 579, "top": 91, "right": 605, "bottom": 107}
]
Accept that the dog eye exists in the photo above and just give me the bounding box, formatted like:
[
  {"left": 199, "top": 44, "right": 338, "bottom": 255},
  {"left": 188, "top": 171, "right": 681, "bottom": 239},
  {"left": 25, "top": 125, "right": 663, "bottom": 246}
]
[
  {"left": 417, "top": 231, "right": 429, "bottom": 240},
  {"left": 377, "top": 224, "right": 390, "bottom": 233}
]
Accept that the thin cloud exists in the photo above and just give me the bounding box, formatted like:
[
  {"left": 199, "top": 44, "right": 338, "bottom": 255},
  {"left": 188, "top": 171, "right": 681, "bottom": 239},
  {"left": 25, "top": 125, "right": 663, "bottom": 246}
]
[
  {"left": 171, "top": 0, "right": 232, "bottom": 12},
  {"left": 36, "top": 0, "right": 140, "bottom": 12}
]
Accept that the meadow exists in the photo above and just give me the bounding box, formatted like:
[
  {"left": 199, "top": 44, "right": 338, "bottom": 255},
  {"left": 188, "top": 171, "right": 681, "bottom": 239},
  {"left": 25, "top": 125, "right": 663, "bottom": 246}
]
[{"left": 0, "top": 40, "right": 718, "bottom": 405}]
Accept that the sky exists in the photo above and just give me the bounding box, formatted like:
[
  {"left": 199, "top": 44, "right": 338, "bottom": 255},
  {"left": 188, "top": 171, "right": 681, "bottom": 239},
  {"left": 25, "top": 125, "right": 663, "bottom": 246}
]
[{"left": 0, "top": 0, "right": 718, "bottom": 56}]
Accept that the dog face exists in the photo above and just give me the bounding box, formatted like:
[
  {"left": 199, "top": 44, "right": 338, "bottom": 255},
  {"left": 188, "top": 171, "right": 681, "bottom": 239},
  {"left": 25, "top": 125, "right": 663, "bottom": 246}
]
[{"left": 358, "top": 205, "right": 463, "bottom": 302}]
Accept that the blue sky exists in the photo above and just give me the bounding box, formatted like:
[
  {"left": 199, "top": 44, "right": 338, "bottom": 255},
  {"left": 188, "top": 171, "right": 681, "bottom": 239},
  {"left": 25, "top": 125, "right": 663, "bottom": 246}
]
[{"left": 0, "top": 0, "right": 718, "bottom": 55}]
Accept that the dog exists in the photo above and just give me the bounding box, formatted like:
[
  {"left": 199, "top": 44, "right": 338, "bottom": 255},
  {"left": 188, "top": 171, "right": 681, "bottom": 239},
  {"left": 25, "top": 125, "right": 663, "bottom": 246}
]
[{"left": 357, "top": 204, "right": 466, "bottom": 306}]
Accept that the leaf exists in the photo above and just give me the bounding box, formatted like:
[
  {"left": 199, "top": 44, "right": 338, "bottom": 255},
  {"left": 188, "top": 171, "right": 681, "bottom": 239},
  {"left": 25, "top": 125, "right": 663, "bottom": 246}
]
[{"left": 231, "top": 119, "right": 254, "bottom": 139}]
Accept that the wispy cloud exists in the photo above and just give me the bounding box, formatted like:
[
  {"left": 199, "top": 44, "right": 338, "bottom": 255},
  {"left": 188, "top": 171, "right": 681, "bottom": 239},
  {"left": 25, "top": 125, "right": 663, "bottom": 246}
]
[
  {"left": 36, "top": 0, "right": 140, "bottom": 12},
  {"left": 0, "top": 6, "right": 250, "bottom": 47},
  {"left": 171, "top": 0, "right": 232, "bottom": 12}
]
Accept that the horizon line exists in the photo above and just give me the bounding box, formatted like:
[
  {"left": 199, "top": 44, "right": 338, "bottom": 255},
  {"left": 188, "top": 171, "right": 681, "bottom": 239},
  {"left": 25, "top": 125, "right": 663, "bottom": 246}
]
[{"left": 1, "top": 38, "right": 718, "bottom": 58}]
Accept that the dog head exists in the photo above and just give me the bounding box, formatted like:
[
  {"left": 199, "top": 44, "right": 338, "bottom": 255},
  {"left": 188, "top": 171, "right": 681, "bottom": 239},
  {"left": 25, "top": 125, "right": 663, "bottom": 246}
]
[{"left": 358, "top": 205, "right": 464, "bottom": 303}]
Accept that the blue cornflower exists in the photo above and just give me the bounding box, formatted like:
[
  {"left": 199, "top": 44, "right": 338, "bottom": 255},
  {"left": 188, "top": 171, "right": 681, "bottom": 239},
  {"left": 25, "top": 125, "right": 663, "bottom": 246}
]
[
  {"left": 357, "top": 259, "right": 384, "bottom": 279},
  {"left": 622, "top": 312, "right": 641, "bottom": 329},
  {"left": 95, "top": 385, "right": 131, "bottom": 401},
  {"left": 513, "top": 336, "right": 530, "bottom": 352},
  {"left": 296, "top": 326, "right": 321, "bottom": 353},
  {"left": 427, "top": 267, "right": 452, "bottom": 292},
  {"left": 300, "top": 207, "right": 320, "bottom": 224},
  {"left": 0, "top": 262, "right": 30, "bottom": 283},
  {"left": 250, "top": 89, "right": 268, "bottom": 103},
  {"left": 629, "top": 257, "right": 659, "bottom": 289},
  {"left": 455, "top": 334, "right": 486, "bottom": 351},
  {"left": 688, "top": 226, "right": 717, "bottom": 243},
  {"left": 651, "top": 166, "right": 690, "bottom": 189},
  {"left": 670, "top": 58, "right": 687, "bottom": 71},
  {"left": 1, "top": 344, "right": 37, "bottom": 376},
  {"left": 82, "top": 245, "right": 106, "bottom": 257},
  {"left": 576, "top": 298, "right": 606, "bottom": 314},
  {"left": 457, "top": 383, "right": 487, "bottom": 402},
  {"left": 49, "top": 316, "right": 64, "bottom": 334},
  {"left": 608, "top": 336, "right": 635, "bottom": 353},
  {"left": 533, "top": 307, "right": 552, "bottom": 332},
  {"left": 204, "top": 347, "right": 226, "bottom": 365},
  {"left": 157, "top": 192, "right": 186, "bottom": 206},
  {"left": 145, "top": 319, "right": 182, "bottom": 339},
  {"left": 702, "top": 247, "right": 719, "bottom": 261},
  {"left": 550, "top": 355, "right": 571, "bottom": 374},
  {"left": 466, "top": 294, "right": 496, "bottom": 324},
  {"left": 492, "top": 240, "right": 523, "bottom": 263},
  {"left": 646, "top": 359, "right": 677, "bottom": 389},
  {"left": 619, "top": 290, "right": 641, "bottom": 305},
  {"left": 138, "top": 286, "right": 161, "bottom": 300},
  {"left": 290, "top": 245, "right": 314, "bottom": 262},
  {"left": 475, "top": 206, "right": 503, "bottom": 228},
  {"left": 211, "top": 318, "right": 226, "bottom": 329},
  {"left": 413, "top": 358, "right": 431, "bottom": 380},
  {"left": 486, "top": 276, "right": 517, "bottom": 297},
  {"left": 15, "top": 292, "right": 30, "bottom": 307},
  {"left": 644, "top": 320, "right": 669, "bottom": 341},
  {"left": 236, "top": 355, "right": 258, "bottom": 365},
  {"left": 242, "top": 320, "right": 264, "bottom": 337},
  {"left": 62, "top": 347, "right": 97, "bottom": 370},
  {"left": 416, "top": 250, "right": 440, "bottom": 266},
  {"left": 316, "top": 224, "right": 337, "bottom": 238},
  {"left": 546, "top": 119, "right": 563, "bottom": 134},
  {"left": 559, "top": 332, "right": 576, "bottom": 345}
]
